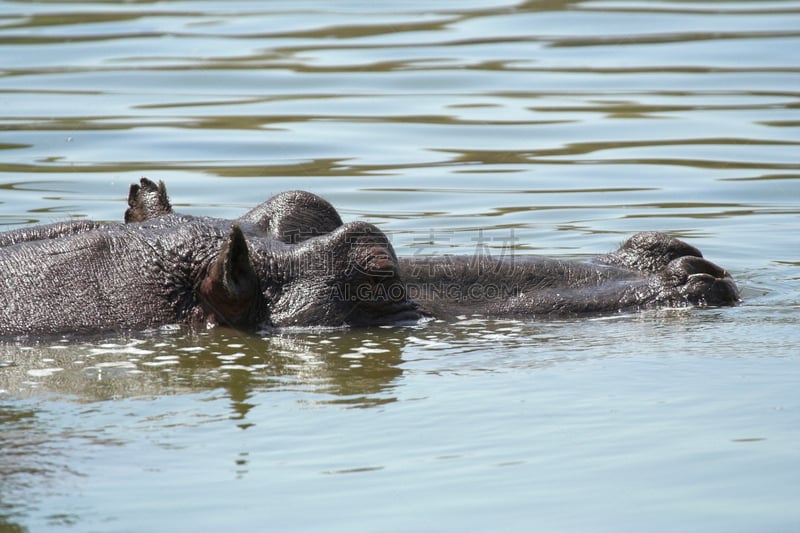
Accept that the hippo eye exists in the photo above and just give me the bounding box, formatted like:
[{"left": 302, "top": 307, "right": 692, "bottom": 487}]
[{"left": 346, "top": 245, "right": 396, "bottom": 279}]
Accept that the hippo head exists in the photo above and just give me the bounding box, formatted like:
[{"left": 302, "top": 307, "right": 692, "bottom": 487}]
[
  {"left": 123, "top": 180, "right": 420, "bottom": 330},
  {"left": 194, "top": 220, "right": 420, "bottom": 330}
]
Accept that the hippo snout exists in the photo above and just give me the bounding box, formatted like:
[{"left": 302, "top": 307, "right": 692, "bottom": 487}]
[{"left": 665, "top": 256, "right": 741, "bottom": 307}]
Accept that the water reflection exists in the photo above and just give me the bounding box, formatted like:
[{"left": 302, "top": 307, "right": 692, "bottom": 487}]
[
  {"left": 0, "top": 315, "right": 629, "bottom": 517},
  {"left": 0, "top": 317, "right": 661, "bottom": 405},
  {"left": 1, "top": 306, "right": 794, "bottom": 530},
  {"left": 0, "top": 327, "right": 411, "bottom": 527},
  {"left": 0, "top": 328, "right": 407, "bottom": 408}
]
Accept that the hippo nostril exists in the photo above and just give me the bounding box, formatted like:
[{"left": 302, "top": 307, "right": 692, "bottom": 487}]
[
  {"left": 687, "top": 272, "right": 716, "bottom": 285},
  {"left": 673, "top": 256, "right": 730, "bottom": 279}
]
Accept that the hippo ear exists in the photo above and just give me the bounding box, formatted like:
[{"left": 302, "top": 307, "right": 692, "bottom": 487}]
[
  {"left": 199, "top": 224, "right": 259, "bottom": 326},
  {"left": 125, "top": 177, "right": 173, "bottom": 223}
]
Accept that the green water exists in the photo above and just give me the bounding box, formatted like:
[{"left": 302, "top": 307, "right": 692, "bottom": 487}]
[{"left": 1, "top": 1, "right": 799, "bottom": 531}]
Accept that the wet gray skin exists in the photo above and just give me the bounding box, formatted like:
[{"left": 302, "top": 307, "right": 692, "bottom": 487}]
[{"left": 0, "top": 178, "right": 740, "bottom": 337}]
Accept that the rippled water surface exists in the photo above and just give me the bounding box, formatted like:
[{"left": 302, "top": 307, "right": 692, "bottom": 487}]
[{"left": 1, "top": 1, "right": 799, "bottom": 532}]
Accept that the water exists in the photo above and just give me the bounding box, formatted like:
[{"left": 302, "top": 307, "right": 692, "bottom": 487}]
[{"left": 1, "top": 1, "right": 799, "bottom": 531}]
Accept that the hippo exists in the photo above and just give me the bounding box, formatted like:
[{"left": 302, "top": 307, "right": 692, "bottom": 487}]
[{"left": 0, "top": 178, "right": 739, "bottom": 337}]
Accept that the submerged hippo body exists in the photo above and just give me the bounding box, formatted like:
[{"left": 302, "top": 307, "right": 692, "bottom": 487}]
[{"left": 0, "top": 178, "right": 739, "bottom": 337}]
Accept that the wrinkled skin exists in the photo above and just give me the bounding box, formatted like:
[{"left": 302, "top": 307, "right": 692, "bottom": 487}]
[{"left": 0, "top": 178, "right": 739, "bottom": 337}]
